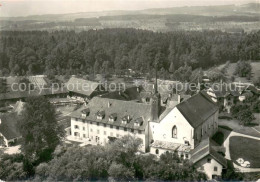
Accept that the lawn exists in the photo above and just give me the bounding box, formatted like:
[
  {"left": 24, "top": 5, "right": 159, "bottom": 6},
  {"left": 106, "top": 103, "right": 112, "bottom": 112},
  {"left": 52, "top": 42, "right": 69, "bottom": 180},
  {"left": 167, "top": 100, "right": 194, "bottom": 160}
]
[
  {"left": 218, "top": 61, "right": 260, "bottom": 81},
  {"left": 230, "top": 136, "right": 260, "bottom": 168},
  {"left": 219, "top": 119, "right": 260, "bottom": 138}
]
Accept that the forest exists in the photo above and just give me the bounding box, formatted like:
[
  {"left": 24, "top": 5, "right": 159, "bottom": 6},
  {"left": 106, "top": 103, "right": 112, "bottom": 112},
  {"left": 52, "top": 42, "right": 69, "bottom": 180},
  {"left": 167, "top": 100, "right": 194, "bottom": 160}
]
[{"left": 0, "top": 29, "right": 259, "bottom": 79}]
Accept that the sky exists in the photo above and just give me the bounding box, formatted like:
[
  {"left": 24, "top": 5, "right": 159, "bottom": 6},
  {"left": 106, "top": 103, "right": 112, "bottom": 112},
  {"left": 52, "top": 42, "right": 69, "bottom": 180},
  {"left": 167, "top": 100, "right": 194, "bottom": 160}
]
[{"left": 0, "top": 0, "right": 257, "bottom": 17}]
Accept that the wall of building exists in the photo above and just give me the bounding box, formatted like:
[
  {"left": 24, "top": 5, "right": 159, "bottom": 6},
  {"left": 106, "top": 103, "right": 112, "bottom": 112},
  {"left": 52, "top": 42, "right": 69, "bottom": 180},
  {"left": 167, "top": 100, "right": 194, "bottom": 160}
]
[
  {"left": 149, "top": 107, "right": 194, "bottom": 148},
  {"left": 150, "top": 146, "right": 190, "bottom": 159},
  {"left": 195, "top": 157, "right": 223, "bottom": 180},
  {"left": 193, "top": 111, "right": 218, "bottom": 147},
  {"left": 71, "top": 117, "right": 147, "bottom": 152}
]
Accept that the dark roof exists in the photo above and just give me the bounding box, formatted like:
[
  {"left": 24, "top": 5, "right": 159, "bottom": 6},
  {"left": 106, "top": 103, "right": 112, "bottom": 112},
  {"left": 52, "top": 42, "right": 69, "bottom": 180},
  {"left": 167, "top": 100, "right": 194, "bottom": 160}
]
[
  {"left": 190, "top": 138, "right": 227, "bottom": 168},
  {"left": 0, "top": 113, "right": 21, "bottom": 140},
  {"left": 100, "top": 86, "right": 142, "bottom": 101},
  {"left": 0, "top": 88, "right": 67, "bottom": 101},
  {"left": 176, "top": 92, "right": 218, "bottom": 128},
  {"left": 66, "top": 77, "right": 101, "bottom": 96},
  {"left": 71, "top": 97, "right": 152, "bottom": 130}
]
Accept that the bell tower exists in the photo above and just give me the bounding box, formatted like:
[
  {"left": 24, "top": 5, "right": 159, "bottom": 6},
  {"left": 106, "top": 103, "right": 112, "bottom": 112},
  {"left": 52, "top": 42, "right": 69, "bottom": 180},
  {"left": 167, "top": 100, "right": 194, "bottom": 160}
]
[{"left": 150, "top": 61, "right": 161, "bottom": 121}]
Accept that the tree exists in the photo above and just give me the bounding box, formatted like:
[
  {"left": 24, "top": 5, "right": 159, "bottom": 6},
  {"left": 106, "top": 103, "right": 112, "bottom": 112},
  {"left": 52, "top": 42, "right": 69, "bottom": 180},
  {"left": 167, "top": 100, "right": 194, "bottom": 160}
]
[
  {"left": 0, "top": 78, "right": 7, "bottom": 93},
  {"left": 233, "top": 61, "right": 252, "bottom": 78},
  {"left": 19, "top": 96, "right": 65, "bottom": 161}
]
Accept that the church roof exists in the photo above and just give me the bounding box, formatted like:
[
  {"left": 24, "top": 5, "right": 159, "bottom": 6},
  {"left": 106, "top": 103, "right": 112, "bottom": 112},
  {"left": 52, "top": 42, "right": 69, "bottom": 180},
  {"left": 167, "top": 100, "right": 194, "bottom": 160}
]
[
  {"left": 71, "top": 97, "right": 152, "bottom": 130},
  {"left": 176, "top": 92, "right": 218, "bottom": 128},
  {"left": 190, "top": 138, "right": 227, "bottom": 168}
]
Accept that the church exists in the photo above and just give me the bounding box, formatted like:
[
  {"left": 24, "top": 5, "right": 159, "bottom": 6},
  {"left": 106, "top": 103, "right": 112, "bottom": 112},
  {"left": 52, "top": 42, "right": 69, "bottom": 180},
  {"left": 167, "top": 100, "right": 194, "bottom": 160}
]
[{"left": 70, "top": 77, "right": 227, "bottom": 179}]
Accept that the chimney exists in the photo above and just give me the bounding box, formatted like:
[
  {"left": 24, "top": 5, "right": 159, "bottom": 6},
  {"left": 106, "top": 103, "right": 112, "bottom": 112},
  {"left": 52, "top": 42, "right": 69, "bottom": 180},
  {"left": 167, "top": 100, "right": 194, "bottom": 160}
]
[
  {"left": 108, "top": 102, "right": 111, "bottom": 108},
  {"left": 0, "top": 118, "right": 1, "bottom": 125}
]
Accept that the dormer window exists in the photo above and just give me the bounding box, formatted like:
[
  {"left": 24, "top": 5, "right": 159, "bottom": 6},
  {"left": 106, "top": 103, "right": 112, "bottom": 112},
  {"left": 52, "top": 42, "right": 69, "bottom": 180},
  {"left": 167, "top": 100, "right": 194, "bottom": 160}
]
[
  {"left": 109, "top": 113, "right": 117, "bottom": 122},
  {"left": 122, "top": 115, "right": 131, "bottom": 124},
  {"left": 81, "top": 108, "right": 90, "bottom": 118},
  {"left": 97, "top": 110, "right": 105, "bottom": 120},
  {"left": 134, "top": 117, "right": 143, "bottom": 127}
]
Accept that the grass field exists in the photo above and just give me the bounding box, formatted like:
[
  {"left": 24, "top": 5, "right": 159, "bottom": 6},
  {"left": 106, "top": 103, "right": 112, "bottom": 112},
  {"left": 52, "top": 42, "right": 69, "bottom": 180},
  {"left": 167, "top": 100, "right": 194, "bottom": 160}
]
[
  {"left": 218, "top": 61, "right": 260, "bottom": 82},
  {"left": 230, "top": 136, "right": 260, "bottom": 168}
]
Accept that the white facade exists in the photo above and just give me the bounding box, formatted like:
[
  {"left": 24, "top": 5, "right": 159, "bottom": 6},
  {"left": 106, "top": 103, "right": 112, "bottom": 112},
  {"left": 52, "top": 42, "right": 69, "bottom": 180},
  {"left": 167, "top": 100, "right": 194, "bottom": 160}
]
[
  {"left": 71, "top": 117, "right": 147, "bottom": 152},
  {"left": 195, "top": 157, "right": 224, "bottom": 179},
  {"left": 150, "top": 107, "right": 194, "bottom": 148}
]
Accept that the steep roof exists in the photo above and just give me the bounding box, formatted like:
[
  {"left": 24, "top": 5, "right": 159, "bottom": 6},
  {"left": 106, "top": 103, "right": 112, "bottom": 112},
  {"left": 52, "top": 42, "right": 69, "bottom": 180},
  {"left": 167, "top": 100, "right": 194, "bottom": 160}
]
[
  {"left": 0, "top": 113, "right": 21, "bottom": 140},
  {"left": 66, "top": 77, "right": 101, "bottom": 96},
  {"left": 71, "top": 97, "right": 152, "bottom": 130},
  {"left": 190, "top": 138, "right": 227, "bottom": 168},
  {"left": 176, "top": 92, "right": 218, "bottom": 128}
]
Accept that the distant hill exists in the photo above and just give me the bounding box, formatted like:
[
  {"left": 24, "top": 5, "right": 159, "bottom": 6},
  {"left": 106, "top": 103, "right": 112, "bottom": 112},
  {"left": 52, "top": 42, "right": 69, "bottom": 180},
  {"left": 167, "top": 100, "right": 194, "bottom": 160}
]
[{"left": 0, "top": 3, "right": 259, "bottom": 32}]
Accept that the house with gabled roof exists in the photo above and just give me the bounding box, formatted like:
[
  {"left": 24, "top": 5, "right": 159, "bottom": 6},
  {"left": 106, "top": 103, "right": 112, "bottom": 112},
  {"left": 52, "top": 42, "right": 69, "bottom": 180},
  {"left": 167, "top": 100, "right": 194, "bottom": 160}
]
[
  {"left": 190, "top": 138, "right": 227, "bottom": 179},
  {"left": 70, "top": 96, "right": 155, "bottom": 152},
  {"left": 66, "top": 77, "right": 107, "bottom": 99}
]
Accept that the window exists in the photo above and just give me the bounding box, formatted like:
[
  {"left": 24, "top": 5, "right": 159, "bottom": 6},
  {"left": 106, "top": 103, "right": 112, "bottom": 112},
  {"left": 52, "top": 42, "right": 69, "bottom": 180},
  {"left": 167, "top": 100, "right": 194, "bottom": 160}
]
[
  {"left": 124, "top": 128, "right": 127, "bottom": 131},
  {"left": 90, "top": 128, "right": 93, "bottom": 132},
  {"left": 116, "top": 126, "right": 119, "bottom": 130},
  {"left": 103, "top": 124, "right": 106, "bottom": 127},
  {"left": 172, "top": 125, "right": 177, "bottom": 138},
  {"left": 116, "top": 134, "right": 119, "bottom": 137},
  {"left": 131, "top": 129, "right": 134, "bottom": 133},
  {"left": 185, "top": 154, "right": 189, "bottom": 159},
  {"left": 74, "top": 132, "right": 79, "bottom": 136},
  {"left": 110, "top": 132, "right": 113, "bottom": 136},
  {"left": 97, "top": 123, "right": 99, "bottom": 126},
  {"left": 74, "top": 125, "right": 79, "bottom": 129},
  {"left": 138, "top": 130, "right": 142, "bottom": 134},
  {"left": 207, "top": 158, "right": 211, "bottom": 163},
  {"left": 97, "top": 130, "right": 100, "bottom": 134},
  {"left": 83, "top": 134, "right": 86, "bottom": 138},
  {"left": 110, "top": 125, "right": 113, "bottom": 129},
  {"left": 104, "top": 131, "right": 106, "bottom": 135},
  {"left": 155, "top": 149, "right": 159, "bottom": 154},
  {"left": 75, "top": 118, "right": 78, "bottom": 121},
  {"left": 90, "top": 121, "right": 92, "bottom": 124},
  {"left": 83, "top": 127, "right": 85, "bottom": 131},
  {"left": 214, "top": 166, "right": 218, "bottom": 171}
]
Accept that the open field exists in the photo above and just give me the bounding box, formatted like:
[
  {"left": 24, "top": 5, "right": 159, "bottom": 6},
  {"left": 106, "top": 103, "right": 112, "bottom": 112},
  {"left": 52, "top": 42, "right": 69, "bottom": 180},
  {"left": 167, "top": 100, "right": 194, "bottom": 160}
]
[
  {"left": 219, "top": 119, "right": 260, "bottom": 138},
  {"left": 218, "top": 62, "right": 260, "bottom": 82},
  {"left": 230, "top": 136, "right": 260, "bottom": 168}
]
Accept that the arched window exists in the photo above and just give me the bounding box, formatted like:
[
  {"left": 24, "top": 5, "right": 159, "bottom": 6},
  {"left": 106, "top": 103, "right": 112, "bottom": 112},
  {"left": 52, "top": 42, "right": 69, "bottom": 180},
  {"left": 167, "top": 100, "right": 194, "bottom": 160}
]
[
  {"left": 155, "top": 149, "right": 159, "bottom": 155},
  {"left": 172, "top": 125, "right": 177, "bottom": 138}
]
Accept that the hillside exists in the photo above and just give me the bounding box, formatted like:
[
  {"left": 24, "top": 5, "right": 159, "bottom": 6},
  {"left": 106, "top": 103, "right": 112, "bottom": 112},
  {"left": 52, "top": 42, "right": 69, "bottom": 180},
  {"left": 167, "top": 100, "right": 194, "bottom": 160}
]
[{"left": 0, "top": 3, "right": 260, "bottom": 32}]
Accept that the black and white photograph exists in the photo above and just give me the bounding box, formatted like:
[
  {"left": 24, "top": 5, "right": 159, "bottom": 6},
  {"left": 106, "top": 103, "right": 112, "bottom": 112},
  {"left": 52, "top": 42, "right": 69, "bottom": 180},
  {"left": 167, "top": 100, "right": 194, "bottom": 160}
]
[{"left": 0, "top": 0, "right": 259, "bottom": 181}]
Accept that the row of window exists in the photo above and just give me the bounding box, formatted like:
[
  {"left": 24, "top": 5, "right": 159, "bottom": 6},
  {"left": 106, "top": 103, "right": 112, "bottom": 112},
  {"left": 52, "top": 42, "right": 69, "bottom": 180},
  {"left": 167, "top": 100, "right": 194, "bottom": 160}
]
[
  {"left": 200, "top": 166, "right": 218, "bottom": 172},
  {"left": 74, "top": 132, "right": 120, "bottom": 138},
  {"left": 155, "top": 149, "right": 189, "bottom": 159},
  {"left": 74, "top": 124, "right": 143, "bottom": 134}
]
